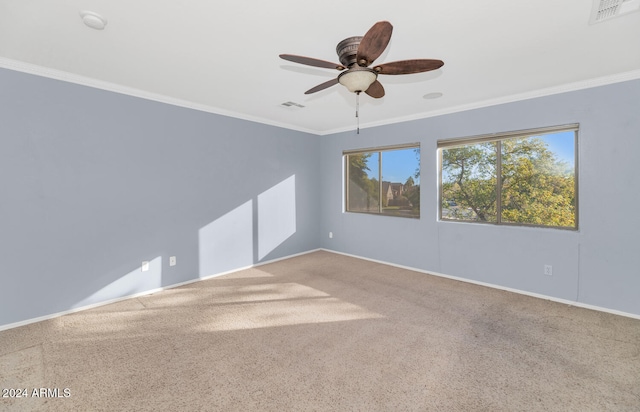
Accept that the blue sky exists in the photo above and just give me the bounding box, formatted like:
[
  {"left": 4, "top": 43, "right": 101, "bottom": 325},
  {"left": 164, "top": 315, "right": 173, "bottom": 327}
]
[
  {"left": 381, "top": 149, "right": 420, "bottom": 184},
  {"left": 368, "top": 131, "right": 573, "bottom": 185},
  {"left": 538, "top": 131, "right": 575, "bottom": 167}
]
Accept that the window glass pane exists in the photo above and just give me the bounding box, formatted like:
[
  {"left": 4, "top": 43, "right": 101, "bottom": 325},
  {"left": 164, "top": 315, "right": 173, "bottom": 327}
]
[
  {"left": 345, "top": 145, "right": 420, "bottom": 219},
  {"left": 381, "top": 148, "right": 420, "bottom": 218},
  {"left": 439, "top": 125, "right": 578, "bottom": 230},
  {"left": 347, "top": 152, "right": 380, "bottom": 212},
  {"left": 441, "top": 142, "right": 497, "bottom": 222},
  {"left": 501, "top": 132, "right": 575, "bottom": 227}
]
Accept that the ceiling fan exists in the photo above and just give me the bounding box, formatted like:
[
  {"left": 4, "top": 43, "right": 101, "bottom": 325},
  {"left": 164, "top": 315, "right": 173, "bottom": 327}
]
[{"left": 279, "top": 21, "right": 444, "bottom": 98}]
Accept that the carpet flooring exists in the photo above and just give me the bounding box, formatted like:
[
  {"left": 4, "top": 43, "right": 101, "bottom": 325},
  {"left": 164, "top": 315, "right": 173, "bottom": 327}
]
[{"left": 1, "top": 250, "right": 639, "bottom": 411}]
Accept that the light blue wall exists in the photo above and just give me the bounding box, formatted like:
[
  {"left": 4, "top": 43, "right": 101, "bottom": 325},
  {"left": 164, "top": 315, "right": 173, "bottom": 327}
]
[
  {"left": 320, "top": 79, "right": 640, "bottom": 316},
  {"left": 0, "top": 68, "right": 321, "bottom": 327},
  {"left": 2, "top": 66, "right": 638, "bottom": 328}
]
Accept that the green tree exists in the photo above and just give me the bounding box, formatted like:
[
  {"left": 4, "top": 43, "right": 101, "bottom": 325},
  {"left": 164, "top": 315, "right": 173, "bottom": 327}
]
[
  {"left": 442, "top": 138, "right": 575, "bottom": 227},
  {"left": 442, "top": 142, "right": 497, "bottom": 221},
  {"left": 348, "top": 153, "right": 379, "bottom": 212},
  {"left": 405, "top": 148, "right": 421, "bottom": 213},
  {"left": 404, "top": 176, "right": 420, "bottom": 211},
  {"left": 405, "top": 176, "right": 414, "bottom": 188},
  {"left": 413, "top": 148, "right": 421, "bottom": 179},
  {"left": 501, "top": 138, "right": 574, "bottom": 226}
]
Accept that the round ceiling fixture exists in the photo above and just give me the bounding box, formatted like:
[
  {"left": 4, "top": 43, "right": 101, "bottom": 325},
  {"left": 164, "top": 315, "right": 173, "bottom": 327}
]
[
  {"left": 338, "top": 67, "right": 378, "bottom": 93},
  {"left": 423, "top": 92, "right": 443, "bottom": 99},
  {"left": 80, "top": 11, "right": 107, "bottom": 30}
]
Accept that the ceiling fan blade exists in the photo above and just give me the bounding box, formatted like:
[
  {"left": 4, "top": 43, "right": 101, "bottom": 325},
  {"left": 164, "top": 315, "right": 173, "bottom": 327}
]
[
  {"left": 365, "top": 80, "right": 385, "bottom": 98},
  {"left": 280, "top": 54, "right": 345, "bottom": 71},
  {"left": 356, "top": 21, "right": 393, "bottom": 67},
  {"left": 374, "top": 59, "right": 444, "bottom": 75},
  {"left": 305, "top": 78, "right": 339, "bottom": 94}
]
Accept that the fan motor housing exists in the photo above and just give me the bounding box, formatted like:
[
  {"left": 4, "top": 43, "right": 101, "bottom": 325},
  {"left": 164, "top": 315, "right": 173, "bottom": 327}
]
[{"left": 336, "top": 36, "right": 363, "bottom": 67}]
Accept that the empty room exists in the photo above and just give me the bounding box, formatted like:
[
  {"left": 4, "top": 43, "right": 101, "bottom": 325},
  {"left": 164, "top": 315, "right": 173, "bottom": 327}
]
[{"left": 1, "top": 1, "right": 639, "bottom": 411}]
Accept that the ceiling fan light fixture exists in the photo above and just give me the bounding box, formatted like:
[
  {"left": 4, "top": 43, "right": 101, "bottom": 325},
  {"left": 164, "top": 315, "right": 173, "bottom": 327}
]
[
  {"left": 338, "top": 67, "right": 378, "bottom": 93},
  {"left": 280, "top": 21, "right": 443, "bottom": 100}
]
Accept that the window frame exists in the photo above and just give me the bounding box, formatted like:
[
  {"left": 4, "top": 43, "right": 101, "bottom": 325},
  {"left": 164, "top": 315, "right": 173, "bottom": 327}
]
[
  {"left": 344, "top": 142, "right": 421, "bottom": 219},
  {"left": 438, "top": 124, "right": 579, "bottom": 230}
]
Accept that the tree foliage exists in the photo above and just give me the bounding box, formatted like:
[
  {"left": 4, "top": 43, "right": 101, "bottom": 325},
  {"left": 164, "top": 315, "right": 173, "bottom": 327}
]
[
  {"left": 348, "top": 153, "right": 379, "bottom": 212},
  {"left": 442, "top": 137, "right": 575, "bottom": 227},
  {"left": 404, "top": 176, "right": 420, "bottom": 211},
  {"left": 442, "top": 142, "right": 497, "bottom": 221},
  {"left": 406, "top": 148, "right": 421, "bottom": 212},
  {"left": 347, "top": 150, "right": 420, "bottom": 217}
]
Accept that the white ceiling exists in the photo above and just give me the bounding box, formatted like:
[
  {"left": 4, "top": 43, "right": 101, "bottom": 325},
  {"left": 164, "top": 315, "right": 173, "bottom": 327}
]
[{"left": 1, "top": 1, "right": 639, "bottom": 135}]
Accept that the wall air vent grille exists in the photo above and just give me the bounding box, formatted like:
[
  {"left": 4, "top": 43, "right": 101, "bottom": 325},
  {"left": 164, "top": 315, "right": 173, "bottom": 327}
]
[{"left": 589, "top": 0, "right": 640, "bottom": 24}]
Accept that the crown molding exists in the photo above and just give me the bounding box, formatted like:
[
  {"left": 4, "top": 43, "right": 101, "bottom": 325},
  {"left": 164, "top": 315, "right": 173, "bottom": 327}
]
[
  {"left": 322, "top": 69, "right": 640, "bottom": 135},
  {"left": 2, "top": 57, "right": 639, "bottom": 136},
  {"left": 0, "top": 57, "right": 319, "bottom": 135}
]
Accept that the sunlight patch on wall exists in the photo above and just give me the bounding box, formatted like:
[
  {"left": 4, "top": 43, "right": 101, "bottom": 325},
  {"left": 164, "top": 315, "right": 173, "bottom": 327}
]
[
  {"left": 199, "top": 200, "right": 253, "bottom": 278},
  {"left": 258, "top": 175, "right": 297, "bottom": 260},
  {"left": 73, "top": 256, "right": 162, "bottom": 309}
]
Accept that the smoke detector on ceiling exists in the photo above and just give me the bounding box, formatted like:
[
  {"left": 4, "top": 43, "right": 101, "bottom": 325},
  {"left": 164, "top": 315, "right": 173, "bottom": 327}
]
[
  {"left": 80, "top": 11, "right": 107, "bottom": 30},
  {"left": 589, "top": 0, "right": 640, "bottom": 24}
]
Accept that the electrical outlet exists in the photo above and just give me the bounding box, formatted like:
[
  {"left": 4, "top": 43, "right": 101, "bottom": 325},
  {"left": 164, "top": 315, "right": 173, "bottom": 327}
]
[
  {"left": 169, "top": 256, "right": 176, "bottom": 266},
  {"left": 141, "top": 261, "right": 150, "bottom": 272},
  {"left": 544, "top": 265, "right": 553, "bottom": 276},
  {"left": 329, "top": 232, "right": 333, "bottom": 239}
]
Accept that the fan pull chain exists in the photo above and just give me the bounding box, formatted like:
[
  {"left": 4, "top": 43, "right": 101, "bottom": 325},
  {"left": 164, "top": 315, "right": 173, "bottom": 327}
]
[{"left": 356, "top": 92, "right": 360, "bottom": 134}]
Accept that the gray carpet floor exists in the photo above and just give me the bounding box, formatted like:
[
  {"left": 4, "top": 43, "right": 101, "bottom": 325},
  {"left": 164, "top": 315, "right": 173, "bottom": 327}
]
[{"left": 1, "top": 250, "right": 639, "bottom": 411}]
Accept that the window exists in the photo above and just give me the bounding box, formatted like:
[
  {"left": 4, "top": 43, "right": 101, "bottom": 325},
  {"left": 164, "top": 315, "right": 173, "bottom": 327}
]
[
  {"left": 439, "top": 125, "right": 578, "bottom": 229},
  {"left": 345, "top": 143, "right": 420, "bottom": 219}
]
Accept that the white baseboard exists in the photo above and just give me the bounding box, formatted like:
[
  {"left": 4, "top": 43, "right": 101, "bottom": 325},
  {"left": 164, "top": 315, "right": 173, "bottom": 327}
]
[
  {"left": 319, "top": 248, "right": 640, "bottom": 320},
  {"left": 0, "top": 248, "right": 322, "bottom": 332},
  {"left": 3, "top": 246, "right": 636, "bottom": 332}
]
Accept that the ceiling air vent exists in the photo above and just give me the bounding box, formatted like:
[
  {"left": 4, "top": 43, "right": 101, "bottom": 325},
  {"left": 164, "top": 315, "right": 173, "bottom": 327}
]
[
  {"left": 280, "top": 101, "right": 305, "bottom": 109},
  {"left": 589, "top": 0, "right": 640, "bottom": 24}
]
